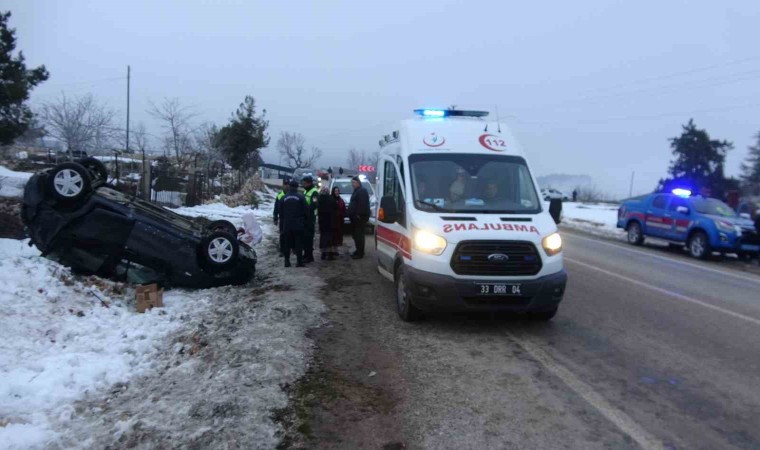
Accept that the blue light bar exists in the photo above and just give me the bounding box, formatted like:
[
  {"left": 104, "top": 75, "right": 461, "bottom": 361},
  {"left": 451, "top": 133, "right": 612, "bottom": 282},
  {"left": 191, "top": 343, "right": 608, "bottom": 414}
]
[
  {"left": 413, "top": 109, "right": 489, "bottom": 118},
  {"left": 421, "top": 109, "right": 445, "bottom": 117},
  {"left": 672, "top": 188, "right": 691, "bottom": 197}
]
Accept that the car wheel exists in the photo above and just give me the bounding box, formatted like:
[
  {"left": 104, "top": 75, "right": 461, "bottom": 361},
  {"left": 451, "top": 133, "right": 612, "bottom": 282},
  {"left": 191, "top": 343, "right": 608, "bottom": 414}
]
[
  {"left": 529, "top": 307, "right": 558, "bottom": 321},
  {"left": 201, "top": 231, "right": 240, "bottom": 271},
  {"left": 207, "top": 220, "right": 238, "bottom": 236},
  {"left": 77, "top": 157, "right": 108, "bottom": 182},
  {"left": 395, "top": 264, "right": 422, "bottom": 322},
  {"left": 688, "top": 231, "right": 710, "bottom": 259},
  {"left": 46, "top": 162, "right": 92, "bottom": 204},
  {"left": 627, "top": 222, "right": 644, "bottom": 246}
]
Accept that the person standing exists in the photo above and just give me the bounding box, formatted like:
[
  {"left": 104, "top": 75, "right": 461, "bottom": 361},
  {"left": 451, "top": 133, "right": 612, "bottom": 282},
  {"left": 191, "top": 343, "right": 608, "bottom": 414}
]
[
  {"left": 572, "top": 189, "right": 578, "bottom": 202},
  {"left": 301, "top": 176, "right": 319, "bottom": 263},
  {"left": 347, "top": 176, "right": 370, "bottom": 259},
  {"left": 280, "top": 180, "right": 308, "bottom": 268},
  {"left": 332, "top": 187, "right": 346, "bottom": 247},
  {"left": 318, "top": 188, "right": 338, "bottom": 260},
  {"left": 272, "top": 178, "right": 289, "bottom": 257}
]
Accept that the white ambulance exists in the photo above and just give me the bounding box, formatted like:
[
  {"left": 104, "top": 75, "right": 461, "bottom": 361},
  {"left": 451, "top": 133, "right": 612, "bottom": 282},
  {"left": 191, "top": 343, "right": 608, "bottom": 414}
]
[{"left": 375, "top": 109, "right": 566, "bottom": 321}]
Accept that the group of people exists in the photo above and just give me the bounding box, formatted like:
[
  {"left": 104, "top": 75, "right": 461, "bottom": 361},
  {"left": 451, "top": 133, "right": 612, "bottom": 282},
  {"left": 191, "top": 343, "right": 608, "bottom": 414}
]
[{"left": 273, "top": 175, "right": 371, "bottom": 268}]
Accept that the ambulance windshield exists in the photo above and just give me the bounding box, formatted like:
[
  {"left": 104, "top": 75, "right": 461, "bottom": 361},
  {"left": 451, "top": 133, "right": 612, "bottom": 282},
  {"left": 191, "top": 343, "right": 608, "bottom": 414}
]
[{"left": 409, "top": 153, "right": 541, "bottom": 214}]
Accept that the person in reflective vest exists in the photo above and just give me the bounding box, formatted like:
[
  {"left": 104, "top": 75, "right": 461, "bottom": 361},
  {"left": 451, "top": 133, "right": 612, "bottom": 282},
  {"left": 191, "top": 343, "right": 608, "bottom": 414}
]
[
  {"left": 272, "top": 178, "right": 289, "bottom": 257},
  {"left": 302, "top": 175, "right": 319, "bottom": 263}
]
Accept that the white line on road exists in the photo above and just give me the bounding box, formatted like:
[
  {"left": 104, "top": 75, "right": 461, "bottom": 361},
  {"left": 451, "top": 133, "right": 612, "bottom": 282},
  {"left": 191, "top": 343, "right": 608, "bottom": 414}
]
[
  {"left": 507, "top": 331, "right": 666, "bottom": 450},
  {"left": 562, "top": 232, "right": 760, "bottom": 286},
  {"left": 565, "top": 257, "right": 760, "bottom": 327}
]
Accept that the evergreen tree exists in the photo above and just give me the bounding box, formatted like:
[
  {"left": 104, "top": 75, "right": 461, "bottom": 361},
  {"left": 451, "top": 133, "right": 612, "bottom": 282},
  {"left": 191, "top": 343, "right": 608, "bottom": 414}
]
[
  {"left": 740, "top": 132, "right": 760, "bottom": 195},
  {"left": 217, "top": 96, "right": 269, "bottom": 171},
  {"left": 658, "top": 119, "right": 733, "bottom": 198},
  {"left": 0, "top": 11, "right": 49, "bottom": 145}
]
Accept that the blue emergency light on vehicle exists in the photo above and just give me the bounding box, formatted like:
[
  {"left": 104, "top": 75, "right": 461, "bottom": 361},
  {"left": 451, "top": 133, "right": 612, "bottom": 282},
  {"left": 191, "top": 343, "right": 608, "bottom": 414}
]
[
  {"left": 413, "top": 109, "right": 490, "bottom": 118},
  {"left": 672, "top": 188, "right": 692, "bottom": 197}
]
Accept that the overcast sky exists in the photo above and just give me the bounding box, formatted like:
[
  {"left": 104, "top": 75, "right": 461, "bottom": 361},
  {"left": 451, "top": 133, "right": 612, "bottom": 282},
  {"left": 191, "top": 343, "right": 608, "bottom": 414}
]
[{"left": 7, "top": 0, "right": 760, "bottom": 197}]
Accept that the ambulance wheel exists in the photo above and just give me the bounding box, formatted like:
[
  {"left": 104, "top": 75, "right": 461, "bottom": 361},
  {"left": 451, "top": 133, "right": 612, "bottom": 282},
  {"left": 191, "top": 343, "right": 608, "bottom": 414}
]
[
  {"left": 201, "top": 231, "right": 239, "bottom": 271},
  {"left": 688, "top": 231, "right": 710, "bottom": 260},
  {"left": 530, "top": 307, "right": 558, "bottom": 321},
  {"left": 395, "top": 264, "right": 422, "bottom": 322},
  {"left": 627, "top": 222, "right": 644, "bottom": 246},
  {"left": 207, "top": 220, "right": 238, "bottom": 236}
]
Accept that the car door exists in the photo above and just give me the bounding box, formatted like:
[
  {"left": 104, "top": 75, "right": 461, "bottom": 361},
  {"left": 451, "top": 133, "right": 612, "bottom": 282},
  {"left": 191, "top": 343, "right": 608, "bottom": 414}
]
[
  {"left": 376, "top": 159, "right": 409, "bottom": 273},
  {"left": 644, "top": 194, "right": 672, "bottom": 238},
  {"left": 667, "top": 196, "right": 691, "bottom": 241}
]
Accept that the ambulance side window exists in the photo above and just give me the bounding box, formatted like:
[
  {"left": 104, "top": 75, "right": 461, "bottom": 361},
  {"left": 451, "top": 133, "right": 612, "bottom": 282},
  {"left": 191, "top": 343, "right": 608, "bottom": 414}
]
[{"left": 383, "top": 161, "right": 406, "bottom": 228}]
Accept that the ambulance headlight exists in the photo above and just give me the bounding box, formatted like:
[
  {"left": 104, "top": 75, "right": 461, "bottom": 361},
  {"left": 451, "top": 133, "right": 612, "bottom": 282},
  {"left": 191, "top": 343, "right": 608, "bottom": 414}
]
[
  {"left": 413, "top": 229, "right": 447, "bottom": 255},
  {"left": 542, "top": 232, "right": 562, "bottom": 256}
]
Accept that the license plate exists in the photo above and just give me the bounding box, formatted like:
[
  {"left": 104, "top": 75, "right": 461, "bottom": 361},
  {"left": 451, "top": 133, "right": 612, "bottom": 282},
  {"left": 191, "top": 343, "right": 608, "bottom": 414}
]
[
  {"left": 741, "top": 244, "right": 760, "bottom": 252},
  {"left": 478, "top": 283, "right": 522, "bottom": 296}
]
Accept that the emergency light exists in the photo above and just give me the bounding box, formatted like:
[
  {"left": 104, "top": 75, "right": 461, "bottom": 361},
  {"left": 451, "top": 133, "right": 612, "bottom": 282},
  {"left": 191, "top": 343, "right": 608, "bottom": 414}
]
[
  {"left": 672, "top": 188, "right": 692, "bottom": 197},
  {"left": 414, "top": 109, "right": 489, "bottom": 118}
]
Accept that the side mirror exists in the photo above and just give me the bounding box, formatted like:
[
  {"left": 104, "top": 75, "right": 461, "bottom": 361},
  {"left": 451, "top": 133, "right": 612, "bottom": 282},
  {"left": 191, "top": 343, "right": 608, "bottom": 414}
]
[
  {"left": 676, "top": 206, "right": 689, "bottom": 215},
  {"left": 549, "top": 198, "right": 562, "bottom": 224},
  {"left": 379, "top": 196, "right": 399, "bottom": 223},
  {"left": 740, "top": 212, "right": 751, "bottom": 220}
]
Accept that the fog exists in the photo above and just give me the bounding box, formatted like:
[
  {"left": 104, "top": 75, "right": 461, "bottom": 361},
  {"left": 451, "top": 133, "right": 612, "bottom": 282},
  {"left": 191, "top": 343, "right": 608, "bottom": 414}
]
[{"left": 8, "top": 0, "right": 760, "bottom": 198}]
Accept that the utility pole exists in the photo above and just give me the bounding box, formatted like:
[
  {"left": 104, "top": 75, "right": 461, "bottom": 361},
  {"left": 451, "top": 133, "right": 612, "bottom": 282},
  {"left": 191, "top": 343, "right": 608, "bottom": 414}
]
[
  {"left": 629, "top": 171, "right": 635, "bottom": 198},
  {"left": 126, "top": 66, "right": 130, "bottom": 153}
]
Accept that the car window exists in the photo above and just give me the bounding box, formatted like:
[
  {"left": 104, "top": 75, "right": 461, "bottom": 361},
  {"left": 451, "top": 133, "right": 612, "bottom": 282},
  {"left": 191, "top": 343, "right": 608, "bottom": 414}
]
[
  {"left": 652, "top": 195, "right": 669, "bottom": 210},
  {"left": 383, "top": 161, "right": 406, "bottom": 227}
]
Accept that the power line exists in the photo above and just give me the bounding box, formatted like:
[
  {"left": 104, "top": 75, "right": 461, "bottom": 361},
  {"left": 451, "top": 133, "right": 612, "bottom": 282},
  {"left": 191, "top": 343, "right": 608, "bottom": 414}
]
[
  {"left": 42, "top": 76, "right": 125, "bottom": 88},
  {"left": 512, "top": 101, "right": 760, "bottom": 126}
]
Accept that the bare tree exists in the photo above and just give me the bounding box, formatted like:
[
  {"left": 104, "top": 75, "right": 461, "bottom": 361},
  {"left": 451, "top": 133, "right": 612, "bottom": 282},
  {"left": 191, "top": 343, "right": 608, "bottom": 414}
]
[
  {"left": 40, "top": 93, "right": 116, "bottom": 157},
  {"left": 148, "top": 97, "right": 196, "bottom": 166},
  {"left": 277, "top": 131, "right": 322, "bottom": 169},
  {"left": 346, "top": 148, "right": 367, "bottom": 169},
  {"left": 132, "top": 122, "right": 150, "bottom": 157}
]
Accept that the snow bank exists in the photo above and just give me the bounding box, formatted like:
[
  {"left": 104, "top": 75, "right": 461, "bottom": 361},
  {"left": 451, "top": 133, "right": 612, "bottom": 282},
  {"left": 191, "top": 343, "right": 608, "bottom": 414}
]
[
  {"left": 561, "top": 202, "right": 625, "bottom": 239},
  {"left": 0, "top": 191, "right": 323, "bottom": 449},
  {"left": 0, "top": 166, "right": 32, "bottom": 198},
  {"left": 0, "top": 239, "right": 213, "bottom": 450}
]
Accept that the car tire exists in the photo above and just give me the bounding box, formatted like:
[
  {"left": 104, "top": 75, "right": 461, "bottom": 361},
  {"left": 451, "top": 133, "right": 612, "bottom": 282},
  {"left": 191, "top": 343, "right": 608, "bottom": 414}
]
[
  {"left": 46, "top": 162, "right": 92, "bottom": 204},
  {"left": 627, "top": 222, "right": 644, "bottom": 246},
  {"left": 201, "top": 231, "right": 240, "bottom": 271},
  {"left": 207, "top": 220, "right": 238, "bottom": 236},
  {"left": 530, "top": 307, "right": 558, "bottom": 321},
  {"left": 688, "top": 231, "right": 710, "bottom": 259},
  {"left": 77, "top": 157, "right": 108, "bottom": 182},
  {"left": 395, "top": 264, "right": 422, "bottom": 322}
]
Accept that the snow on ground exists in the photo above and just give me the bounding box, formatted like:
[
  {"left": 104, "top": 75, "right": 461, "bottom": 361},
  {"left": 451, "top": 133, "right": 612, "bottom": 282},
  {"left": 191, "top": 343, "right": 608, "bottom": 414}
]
[
  {"left": 0, "top": 166, "right": 32, "bottom": 198},
  {"left": 560, "top": 202, "right": 625, "bottom": 239},
  {"left": 1, "top": 192, "right": 326, "bottom": 449}
]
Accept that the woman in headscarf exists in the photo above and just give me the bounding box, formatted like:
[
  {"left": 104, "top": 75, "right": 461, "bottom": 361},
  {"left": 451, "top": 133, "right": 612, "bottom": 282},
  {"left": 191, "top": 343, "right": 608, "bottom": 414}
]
[
  {"left": 318, "top": 187, "right": 338, "bottom": 260},
  {"left": 332, "top": 186, "right": 346, "bottom": 248}
]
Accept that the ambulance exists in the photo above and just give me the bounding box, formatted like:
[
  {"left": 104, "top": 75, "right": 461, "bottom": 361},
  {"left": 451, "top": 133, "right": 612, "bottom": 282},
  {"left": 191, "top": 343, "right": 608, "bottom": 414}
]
[{"left": 375, "top": 109, "right": 567, "bottom": 321}]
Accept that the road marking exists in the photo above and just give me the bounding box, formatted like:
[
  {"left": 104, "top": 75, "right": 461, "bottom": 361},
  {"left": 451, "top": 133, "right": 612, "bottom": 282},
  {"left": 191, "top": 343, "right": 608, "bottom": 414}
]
[
  {"left": 563, "top": 232, "right": 760, "bottom": 286},
  {"left": 565, "top": 257, "right": 760, "bottom": 327},
  {"left": 507, "top": 331, "right": 665, "bottom": 450}
]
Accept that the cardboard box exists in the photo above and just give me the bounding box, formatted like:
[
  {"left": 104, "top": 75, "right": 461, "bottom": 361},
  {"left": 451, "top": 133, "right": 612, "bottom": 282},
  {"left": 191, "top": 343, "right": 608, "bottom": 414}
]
[{"left": 135, "top": 283, "right": 164, "bottom": 313}]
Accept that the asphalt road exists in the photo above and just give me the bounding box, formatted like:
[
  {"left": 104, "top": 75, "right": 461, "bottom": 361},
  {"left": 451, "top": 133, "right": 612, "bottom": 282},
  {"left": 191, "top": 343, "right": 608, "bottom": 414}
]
[{"left": 283, "top": 230, "right": 760, "bottom": 450}]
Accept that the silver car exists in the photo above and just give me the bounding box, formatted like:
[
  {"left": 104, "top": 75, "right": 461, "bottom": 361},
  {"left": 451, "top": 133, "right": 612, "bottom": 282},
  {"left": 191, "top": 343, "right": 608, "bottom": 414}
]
[{"left": 328, "top": 176, "right": 377, "bottom": 227}]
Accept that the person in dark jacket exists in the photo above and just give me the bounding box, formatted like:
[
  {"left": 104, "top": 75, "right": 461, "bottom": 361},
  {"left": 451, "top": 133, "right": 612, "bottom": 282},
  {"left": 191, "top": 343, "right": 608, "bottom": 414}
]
[
  {"left": 280, "top": 180, "right": 308, "bottom": 268},
  {"left": 347, "top": 176, "right": 370, "bottom": 259},
  {"left": 332, "top": 187, "right": 346, "bottom": 247},
  {"left": 273, "top": 178, "right": 289, "bottom": 257},
  {"left": 318, "top": 188, "right": 338, "bottom": 260},
  {"left": 302, "top": 176, "right": 319, "bottom": 264}
]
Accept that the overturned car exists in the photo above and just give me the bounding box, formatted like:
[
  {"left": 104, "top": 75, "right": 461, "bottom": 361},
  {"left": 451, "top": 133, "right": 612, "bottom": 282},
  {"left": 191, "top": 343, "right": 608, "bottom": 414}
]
[{"left": 21, "top": 159, "right": 256, "bottom": 288}]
